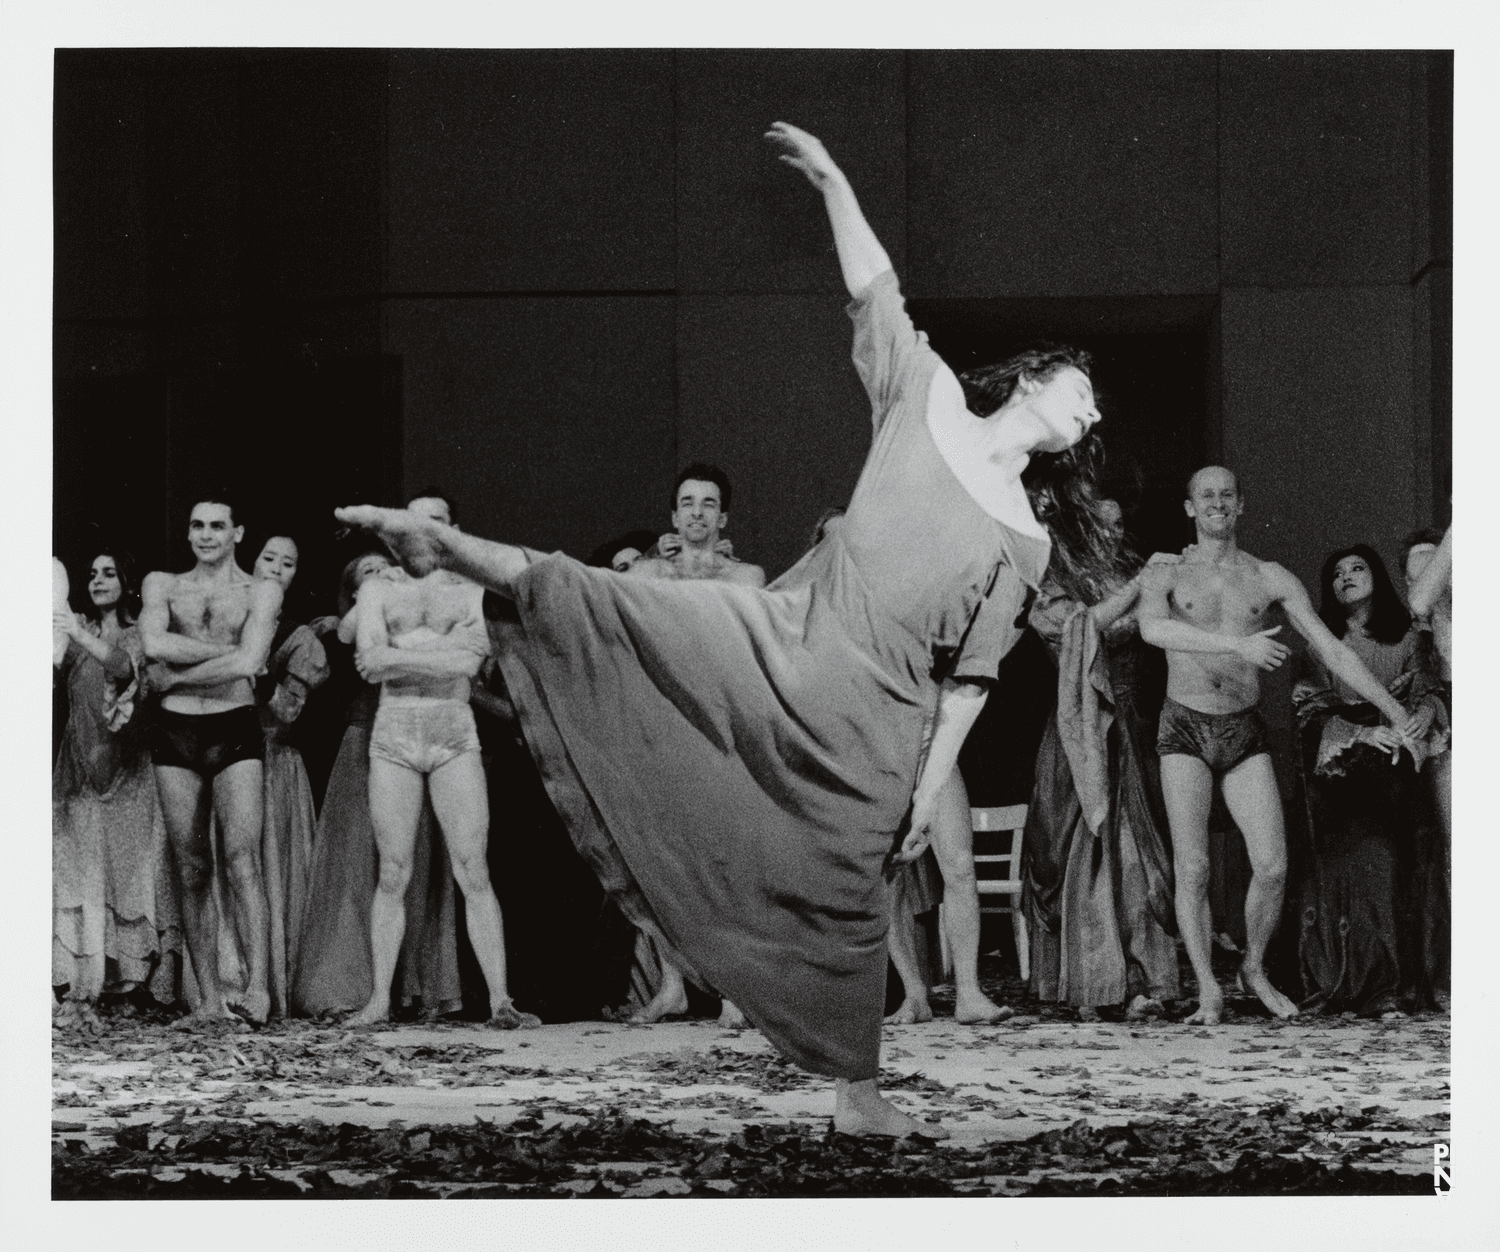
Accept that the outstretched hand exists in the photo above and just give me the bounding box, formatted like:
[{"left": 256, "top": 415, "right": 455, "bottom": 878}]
[
  {"left": 1235, "top": 626, "right": 1290, "bottom": 671},
  {"left": 765, "top": 121, "right": 842, "bottom": 190},
  {"left": 335, "top": 505, "right": 446, "bottom": 577}
]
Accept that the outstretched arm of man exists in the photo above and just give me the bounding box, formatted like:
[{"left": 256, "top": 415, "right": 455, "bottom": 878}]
[
  {"left": 1269, "top": 564, "right": 1414, "bottom": 735},
  {"left": 138, "top": 572, "right": 236, "bottom": 665},
  {"left": 1136, "top": 565, "right": 1290, "bottom": 669},
  {"left": 160, "top": 579, "right": 284, "bottom": 686}
]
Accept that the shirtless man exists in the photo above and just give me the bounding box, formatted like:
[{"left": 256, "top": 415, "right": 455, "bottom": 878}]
[
  {"left": 141, "top": 498, "right": 282, "bottom": 1026},
  {"left": 630, "top": 462, "right": 766, "bottom": 588},
  {"left": 349, "top": 492, "right": 538, "bottom": 1029},
  {"left": 621, "top": 463, "right": 762, "bottom": 1027},
  {"left": 1138, "top": 467, "right": 1420, "bottom": 1024}
]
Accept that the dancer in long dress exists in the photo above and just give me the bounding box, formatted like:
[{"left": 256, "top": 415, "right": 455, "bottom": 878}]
[
  {"left": 1022, "top": 520, "right": 1179, "bottom": 1020},
  {"left": 290, "top": 552, "right": 463, "bottom": 1018},
  {"left": 338, "top": 122, "right": 1106, "bottom": 1136},
  {"left": 53, "top": 552, "right": 182, "bottom": 1026},
  {"left": 1292, "top": 545, "right": 1448, "bottom": 1015}
]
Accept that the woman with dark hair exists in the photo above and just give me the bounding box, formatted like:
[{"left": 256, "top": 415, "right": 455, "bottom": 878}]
[
  {"left": 588, "top": 530, "right": 660, "bottom": 573},
  {"left": 337, "top": 122, "right": 1105, "bottom": 1136},
  {"left": 291, "top": 552, "right": 462, "bottom": 1019},
  {"left": 1291, "top": 544, "right": 1448, "bottom": 1015},
  {"left": 53, "top": 551, "right": 183, "bottom": 1025},
  {"left": 1020, "top": 486, "right": 1181, "bottom": 1020}
]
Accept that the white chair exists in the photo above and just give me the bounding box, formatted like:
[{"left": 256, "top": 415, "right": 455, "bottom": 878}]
[{"left": 938, "top": 804, "right": 1030, "bottom": 983}]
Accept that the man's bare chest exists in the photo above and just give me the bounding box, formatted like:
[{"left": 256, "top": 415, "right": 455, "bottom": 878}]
[
  {"left": 1171, "top": 565, "right": 1272, "bottom": 631},
  {"left": 168, "top": 582, "right": 252, "bottom": 641},
  {"left": 384, "top": 580, "right": 471, "bottom": 635}
]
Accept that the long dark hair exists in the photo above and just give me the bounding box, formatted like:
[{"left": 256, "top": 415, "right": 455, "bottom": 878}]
[
  {"left": 958, "top": 345, "right": 1131, "bottom": 605},
  {"left": 1318, "top": 543, "right": 1411, "bottom": 645},
  {"left": 80, "top": 550, "right": 141, "bottom": 626}
]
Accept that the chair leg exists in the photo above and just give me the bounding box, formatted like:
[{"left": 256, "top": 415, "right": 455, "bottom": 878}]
[
  {"left": 938, "top": 903, "right": 953, "bottom": 981},
  {"left": 1012, "top": 907, "right": 1030, "bottom": 984}
]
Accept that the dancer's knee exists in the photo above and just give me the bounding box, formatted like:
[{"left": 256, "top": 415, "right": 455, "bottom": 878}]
[
  {"left": 450, "top": 850, "right": 492, "bottom": 898},
  {"left": 376, "top": 855, "right": 413, "bottom": 897}
]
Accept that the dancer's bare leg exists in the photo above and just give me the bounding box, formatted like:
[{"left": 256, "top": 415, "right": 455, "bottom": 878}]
[
  {"left": 717, "top": 998, "right": 747, "bottom": 1028},
  {"left": 259, "top": 778, "right": 288, "bottom": 1018},
  {"left": 428, "top": 753, "right": 539, "bottom": 1028},
  {"left": 1220, "top": 754, "right": 1299, "bottom": 1019},
  {"left": 834, "top": 1078, "right": 949, "bottom": 1139},
  {"left": 334, "top": 506, "right": 532, "bottom": 595},
  {"left": 214, "top": 760, "right": 271, "bottom": 1024},
  {"left": 1160, "top": 754, "right": 1223, "bottom": 1025},
  {"left": 883, "top": 875, "right": 933, "bottom": 1025},
  {"left": 156, "top": 765, "right": 237, "bottom": 1028},
  {"left": 349, "top": 759, "right": 424, "bottom": 1026},
  {"left": 928, "top": 770, "right": 1011, "bottom": 1023},
  {"left": 630, "top": 957, "right": 690, "bottom": 1023}
]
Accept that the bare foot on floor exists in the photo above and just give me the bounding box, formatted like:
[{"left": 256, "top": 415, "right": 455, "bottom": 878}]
[
  {"left": 1077, "top": 1005, "right": 1101, "bottom": 1022},
  {"left": 884, "top": 999, "right": 933, "bottom": 1026},
  {"left": 488, "top": 998, "right": 542, "bottom": 1030},
  {"left": 347, "top": 1000, "right": 391, "bottom": 1029},
  {"left": 717, "top": 999, "right": 748, "bottom": 1029},
  {"left": 54, "top": 1000, "right": 104, "bottom": 1035},
  {"left": 226, "top": 987, "right": 270, "bottom": 1027},
  {"left": 833, "top": 1084, "right": 949, "bottom": 1139},
  {"left": 172, "top": 1005, "right": 244, "bottom": 1033},
  {"left": 1126, "top": 995, "right": 1165, "bottom": 1021},
  {"left": 628, "top": 984, "right": 689, "bottom": 1024},
  {"left": 954, "top": 992, "right": 1013, "bottom": 1024},
  {"left": 1185, "top": 985, "right": 1224, "bottom": 1025},
  {"left": 1241, "top": 964, "right": 1299, "bottom": 1019}
]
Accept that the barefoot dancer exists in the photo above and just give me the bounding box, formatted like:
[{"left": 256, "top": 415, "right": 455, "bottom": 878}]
[
  {"left": 1138, "top": 467, "right": 1422, "bottom": 1024},
  {"left": 348, "top": 495, "right": 538, "bottom": 1029},
  {"left": 623, "top": 463, "right": 761, "bottom": 1029},
  {"left": 141, "top": 497, "right": 281, "bottom": 1026},
  {"left": 339, "top": 122, "right": 1102, "bottom": 1137}
]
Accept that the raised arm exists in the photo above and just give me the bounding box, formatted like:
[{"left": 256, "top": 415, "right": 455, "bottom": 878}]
[
  {"left": 1136, "top": 566, "right": 1290, "bottom": 669},
  {"left": 766, "top": 122, "right": 892, "bottom": 299},
  {"left": 1408, "top": 524, "right": 1452, "bottom": 618},
  {"left": 138, "top": 572, "right": 234, "bottom": 664},
  {"left": 1269, "top": 564, "right": 1409, "bottom": 726},
  {"left": 161, "top": 579, "right": 283, "bottom": 686}
]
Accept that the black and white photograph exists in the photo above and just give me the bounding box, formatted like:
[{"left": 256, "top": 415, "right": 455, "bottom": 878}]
[{"left": 8, "top": 2, "right": 1496, "bottom": 1244}]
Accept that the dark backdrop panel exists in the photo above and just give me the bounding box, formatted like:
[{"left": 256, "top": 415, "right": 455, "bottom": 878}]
[
  {"left": 907, "top": 51, "right": 1219, "bottom": 298},
  {"left": 1220, "top": 52, "right": 1414, "bottom": 288},
  {"left": 675, "top": 50, "right": 907, "bottom": 295},
  {"left": 676, "top": 294, "right": 873, "bottom": 579},
  {"left": 386, "top": 50, "right": 677, "bottom": 293},
  {"left": 386, "top": 297, "right": 677, "bottom": 560}
]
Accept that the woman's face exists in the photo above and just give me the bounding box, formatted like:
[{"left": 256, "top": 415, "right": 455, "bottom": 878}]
[
  {"left": 354, "top": 553, "right": 392, "bottom": 587},
  {"left": 88, "top": 555, "right": 122, "bottom": 609},
  {"left": 1018, "top": 365, "right": 1101, "bottom": 454},
  {"left": 1333, "top": 555, "right": 1375, "bottom": 610},
  {"left": 255, "top": 536, "right": 300, "bottom": 591},
  {"left": 610, "top": 546, "right": 644, "bottom": 573}
]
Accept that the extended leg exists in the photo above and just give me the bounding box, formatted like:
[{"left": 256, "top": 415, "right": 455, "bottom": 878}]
[
  {"left": 429, "top": 752, "right": 539, "bottom": 1028},
  {"left": 883, "top": 872, "right": 933, "bottom": 1025},
  {"left": 155, "top": 765, "right": 235, "bottom": 1028},
  {"left": 1160, "top": 754, "right": 1221, "bottom": 1024},
  {"left": 351, "top": 758, "right": 425, "bottom": 1025},
  {"left": 1220, "top": 754, "right": 1298, "bottom": 1019},
  {"left": 927, "top": 770, "right": 1011, "bottom": 1023},
  {"left": 214, "top": 759, "right": 271, "bottom": 1024},
  {"left": 333, "top": 505, "right": 532, "bottom": 597}
]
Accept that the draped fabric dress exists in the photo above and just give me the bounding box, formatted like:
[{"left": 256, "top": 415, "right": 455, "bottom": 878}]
[
  {"left": 290, "top": 631, "right": 462, "bottom": 1017},
  {"left": 495, "top": 270, "right": 1048, "bottom": 1079},
  {"left": 1021, "top": 582, "right": 1178, "bottom": 1008},
  {"left": 1292, "top": 626, "right": 1448, "bottom": 1014},
  {"left": 53, "top": 621, "right": 183, "bottom": 1003}
]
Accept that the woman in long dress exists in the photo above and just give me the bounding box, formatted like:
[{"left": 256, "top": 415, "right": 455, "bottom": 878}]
[
  {"left": 337, "top": 122, "right": 1106, "bottom": 1136},
  {"left": 53, "top": 552, "right": 182, "bottom": 1025},
  {"left": 290, "top": 552, "right": 462, "bottom": 1018},
  {"left": 1291, "top": 544, "right": 1448, "bottom": 1016},
  {"left": 1021, "top": 504, "right": 1179, "bottom": 1020}
]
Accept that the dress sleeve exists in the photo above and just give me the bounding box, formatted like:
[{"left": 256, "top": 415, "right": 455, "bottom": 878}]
[
  {"left": 950, "top": 563, "right": 1030, "bottom": 683},
  {"left": 267, "top": 625, "right": 330, "bottom": 725},
  {"left": 101, "top": 628, "right": 146, "bottom": 734},
  {"left": 1027, "top": 580, "right": 1084, "bottom": 661},
  {"left": 846, "top": 268, "right": 935, "bottom": 434}
]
